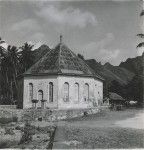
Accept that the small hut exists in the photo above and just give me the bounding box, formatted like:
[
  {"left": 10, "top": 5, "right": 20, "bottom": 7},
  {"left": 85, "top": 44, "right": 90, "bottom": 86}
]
[{"left": 109, "top": 92, "right": 125, "bottom": 110}]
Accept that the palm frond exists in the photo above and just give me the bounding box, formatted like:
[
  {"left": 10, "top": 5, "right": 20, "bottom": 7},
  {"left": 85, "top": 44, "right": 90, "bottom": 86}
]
[
  {"left": 0, "top": 37, "right": 5, "bottom": 44},
  {"left": 137, "top": 33, "right": 144, "bottom": 38},
  {"left": 137, "top": 42, "right": 144, "bottom": 48},
  {"left": 140, "top": 10, "right": 144, "bottom": 16}
]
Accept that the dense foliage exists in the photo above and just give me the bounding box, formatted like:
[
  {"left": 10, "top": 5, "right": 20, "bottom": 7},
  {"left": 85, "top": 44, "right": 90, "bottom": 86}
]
[{"left": 0, "top": 39, "right": 34, "bottom": 104}]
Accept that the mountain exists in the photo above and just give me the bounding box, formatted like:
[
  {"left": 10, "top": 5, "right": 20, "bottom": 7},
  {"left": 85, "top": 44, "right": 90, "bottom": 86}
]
[
  {"left": 32, "top": 44, "right": 51, "bottom": 63},
  {"left": 86, "top": 59, "right": 135, "bottom": 85},
  {"left": 119, "top": 56, "right": 142, "bottom": 75},
  {"left": 86, "top": 55, "right": 143, "bottom": 102}
]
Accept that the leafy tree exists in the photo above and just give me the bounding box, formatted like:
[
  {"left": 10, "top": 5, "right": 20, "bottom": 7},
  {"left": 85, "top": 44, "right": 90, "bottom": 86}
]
[
  {"left": 108, "top": 80, "right": 127, "bottom": 99},
  {"left": 0, "top": 41, "right": 35, "bottom": 105},
  {"left": 137, "top": 7, "right": 144, "bottom": 106},
  {"left": 126, "top": 75, "right": 143, "bottom": 105}
]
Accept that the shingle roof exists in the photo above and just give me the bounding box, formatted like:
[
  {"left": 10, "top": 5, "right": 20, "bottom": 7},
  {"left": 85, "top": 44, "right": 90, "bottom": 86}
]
[
  {"left": 24, "top": 39, "right": 104, "bottom": 80},
  {"left": 109, "top": 92, "right": 125, "bottom": 101}
]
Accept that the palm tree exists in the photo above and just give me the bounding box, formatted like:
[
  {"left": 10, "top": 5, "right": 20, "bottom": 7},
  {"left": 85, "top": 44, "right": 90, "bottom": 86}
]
[
  {"left": 0, "top": 44, "right": 20, "bottom": 104},
  {"left": 7, "top": 45, "right": 20, "bottom": 95},
  {"left": 0, "top": 37, "right": 6, "bottom": 100},
  {"left": 137, "top": 6, "right": 144, "bottom": 107},
  {"left": 19, "top": 42, "right": 34, "bottom": 73},
  {"left": 137, "top": 4, "right": 144, "bottom": 49},
  {"left": 137, "top": 34, "right": 144, "bottom": 48}
]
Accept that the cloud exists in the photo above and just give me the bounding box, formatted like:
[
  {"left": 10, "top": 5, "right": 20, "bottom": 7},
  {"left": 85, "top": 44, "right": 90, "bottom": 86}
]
[
  {"left": 10, "top": 18, "right": 44, "bottom": 42},
  {"left": 29, "top": 32, "right": 45, "bottom": 42},
  {"left": 11, "top": 18, "right": 40, "bottom": 33},
  {"left": 100, "top": 49, "right": 120, "bottom": 61},
  {"left": 36, "top": 5, "right": 97, "bottom": 28},
  {"left": 84, "top": 33, "right": 114, "bottom": 51},
  {"left": 83, "top": 33, "right": 120, "bottom": 62}
]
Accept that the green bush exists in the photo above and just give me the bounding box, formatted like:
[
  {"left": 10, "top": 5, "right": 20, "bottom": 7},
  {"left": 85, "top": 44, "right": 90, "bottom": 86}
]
[
  {"left": 12, "top": 116, "right": 18, "bottom": 122},
  {"left": 0, "top": 118, "right": 12, "bottom": 124},
  {"left": 5, "top": 128, "right": 15, "bottom": 135},
  {"left": 0, "top": 142, "right": 8, "bottom": 148},
  {"left": 0, "top": 116, "right": 18, "bottom": 124},
  {"left": 15, "top": 125, "right": 22, "bottom": 130},
  {"left": 19, "top": 121, "right": 34, "bottom": 144}
]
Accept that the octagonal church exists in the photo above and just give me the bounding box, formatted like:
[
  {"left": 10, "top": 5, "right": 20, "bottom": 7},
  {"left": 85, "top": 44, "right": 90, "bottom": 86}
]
[{"left": 18, "top": 36, "right": 104, "bottom": 109}]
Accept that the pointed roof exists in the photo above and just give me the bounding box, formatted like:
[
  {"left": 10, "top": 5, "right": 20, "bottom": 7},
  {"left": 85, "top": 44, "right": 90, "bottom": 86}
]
[{"left": 24, "top": 36, "right": 104, "bottom": 80}]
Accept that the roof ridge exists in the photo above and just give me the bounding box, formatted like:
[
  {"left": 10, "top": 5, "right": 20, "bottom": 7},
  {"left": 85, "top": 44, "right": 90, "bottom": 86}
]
[{"left": 58, "top": 43, "right": 62, "bottom": 73}]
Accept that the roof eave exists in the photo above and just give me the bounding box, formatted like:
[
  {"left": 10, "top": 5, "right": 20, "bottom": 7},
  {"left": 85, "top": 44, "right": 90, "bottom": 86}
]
[{"left": 23, "top": 72, "right": 104, "bottom": 81}]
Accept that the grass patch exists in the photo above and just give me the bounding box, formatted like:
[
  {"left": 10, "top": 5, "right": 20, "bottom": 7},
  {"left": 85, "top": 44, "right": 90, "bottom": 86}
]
[{"left": 64, "top": 126, "right": 144, "bottom": 148}]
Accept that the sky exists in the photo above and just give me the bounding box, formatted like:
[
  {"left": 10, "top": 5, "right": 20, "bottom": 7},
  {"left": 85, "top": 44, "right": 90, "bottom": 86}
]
[{"left": 0, "top": 0, "right": 142, "bottom": 65}]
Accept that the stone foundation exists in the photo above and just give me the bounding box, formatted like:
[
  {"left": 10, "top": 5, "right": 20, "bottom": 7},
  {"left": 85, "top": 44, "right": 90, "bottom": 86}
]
[
  {"left": 0, "top": 107, "right": 100, "bottom": 122},
  {"left": 21, "top": 108, "right": 100, "bottom": 122}
]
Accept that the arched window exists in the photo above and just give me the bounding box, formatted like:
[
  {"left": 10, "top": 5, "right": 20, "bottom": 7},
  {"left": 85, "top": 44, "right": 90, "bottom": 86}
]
[
  {"left": 29, "top": 83, "right": 33, "bottom": 101},
  {"left": 38, "top": 90, "right": 43, "bottom": 101},
  {"left": 49, "top": 82, "right": 53, "bottom": 102},
  {"left": 74, "top": 83, "right": 79, "bottom": 102},
  {"left": 38, "top": 90, "right": 43, "bottom": 108},
  {"left": 63, "top": 82, "right": 69, "bottom": 102},
  {"left": 84, "top": 83, "right": 89, "bottom": 101}
]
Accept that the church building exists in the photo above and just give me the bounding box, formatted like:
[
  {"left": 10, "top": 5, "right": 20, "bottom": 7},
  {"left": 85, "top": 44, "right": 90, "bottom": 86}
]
[{"left": 18, "top": 36, "right": 104, "bottom": 109}]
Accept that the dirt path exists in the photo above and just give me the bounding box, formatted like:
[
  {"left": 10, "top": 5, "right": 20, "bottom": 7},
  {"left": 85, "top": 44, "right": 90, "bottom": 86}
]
[
  {"left": 52, "top": 109, "right": 144, "bottom": 149},
  {"left": 115, "top": 111, "right": 144, "bottom": 129},
  {"left": 54, "top": 109, "right": 144, "bottom": 129}
]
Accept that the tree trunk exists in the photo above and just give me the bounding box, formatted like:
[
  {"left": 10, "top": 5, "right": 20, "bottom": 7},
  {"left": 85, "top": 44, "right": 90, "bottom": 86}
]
[{"left": 142, "top": 52, "right": 144, "bottom": 107}]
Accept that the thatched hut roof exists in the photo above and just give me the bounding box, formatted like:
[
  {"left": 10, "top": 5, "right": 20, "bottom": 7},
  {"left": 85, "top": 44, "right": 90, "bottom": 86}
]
[
  {"left": 109, "top": 92, "right": 125, "bottom": 101},
  {"left": 24, "top": 36, "right": 104, "bottom": 80}
]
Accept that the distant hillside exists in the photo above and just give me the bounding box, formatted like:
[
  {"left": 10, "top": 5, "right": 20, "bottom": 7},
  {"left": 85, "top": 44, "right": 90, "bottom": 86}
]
[
  {"left": 119, "top": 56, "right": 142, "bottom": 75},
  {"left": 32, "top": 44, "right": 51, "bottom": 63},
  {"left": 86, "top": 55, "right": 143, "bottom": 102},
  {"left": 86, "top": 59, "right": 135, "bottom": 85}
]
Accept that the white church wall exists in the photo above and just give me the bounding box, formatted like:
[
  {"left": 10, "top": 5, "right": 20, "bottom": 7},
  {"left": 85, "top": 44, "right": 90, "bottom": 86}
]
[
  {"left": 23, "top": 75, "right": 58, "bottom": 109},
  {"left": 57, "top": 75, "right": 103, "bottom": 109},
  {"left": 23, "top": 75, "right": 103, "bottom": 109},
  {"left": 94, "top": 80, "right": 103, "bottom": 105}
]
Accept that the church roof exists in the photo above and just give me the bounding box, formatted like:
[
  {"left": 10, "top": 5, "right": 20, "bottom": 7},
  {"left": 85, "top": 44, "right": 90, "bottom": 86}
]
[{"left": 24, "top": 36, "right": 104, "bottom": 80}]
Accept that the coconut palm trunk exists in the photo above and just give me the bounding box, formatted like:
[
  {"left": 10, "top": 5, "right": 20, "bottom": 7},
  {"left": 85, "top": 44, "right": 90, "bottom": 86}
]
[
  {"left": 0, "top": 38, "right": 5, "bottom": 100},
  {"left": 142, "top": 52, "right": 144, "bottom": 106},
  {"left": 137, "top": 1, "right": 144, "bottom": 107}
]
